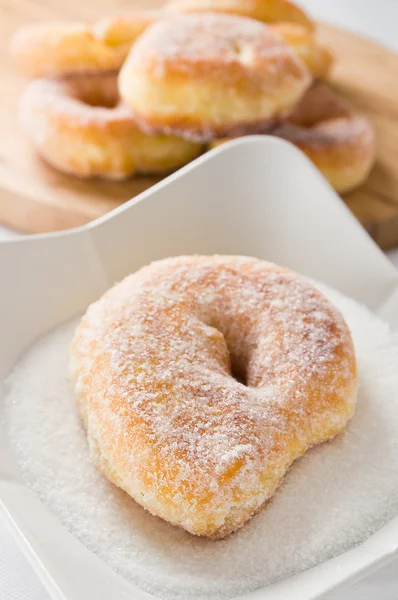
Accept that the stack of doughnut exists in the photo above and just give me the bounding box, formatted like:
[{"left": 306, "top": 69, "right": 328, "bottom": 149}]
[{"left": 11, "top": 0, "right": 375, "bottom": 192}]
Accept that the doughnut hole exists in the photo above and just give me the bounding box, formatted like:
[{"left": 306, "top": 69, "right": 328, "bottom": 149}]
[{"left": 65, "top": 73, "right": 120, "bottom": 108}]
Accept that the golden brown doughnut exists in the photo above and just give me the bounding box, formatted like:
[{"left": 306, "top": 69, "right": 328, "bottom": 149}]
[
  {"left": 166, "top": 0, "right": 314, "bottom": 30},
  {"left": 210, "top": 84, "right": 375, "bottom": 193},
  {"left": 272, "top": 83, "right": 375, "bottom": 193},
  {"left": 119, "top": 13, "right": 311, "bottom": 142},
  {"left": 10, "top": 10, "right": 161, "bottom": 78},
  {"left": 19, "top": 73, "right": 203, "bottom": 180},
  {"left": 70, "top": 255, "right": 357, "bottom": 539}
]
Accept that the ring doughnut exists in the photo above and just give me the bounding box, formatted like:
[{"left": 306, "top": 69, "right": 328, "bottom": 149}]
[
  {"left": 210, "top": 83, "right": 375, "bottom": 193},
  {"left": 272, "top": 83, "right": 375, "bottom": 193},
  {"left": 70, "top": 255, "right": 357, "bottom": 538},
  {"left": 166, "top": 0, "right": 314, "bottom": 30},
  {"left": 10, "top": 10, "right": 161, "bottom": 78},
  {"left": 19, "top": 73, "right": 203, "bottom": 180},
  {"left": 119, "top": 13, "right": 311, "bottom": 142}
]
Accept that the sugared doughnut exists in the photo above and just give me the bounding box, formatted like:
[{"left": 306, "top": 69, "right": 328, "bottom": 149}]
[
  {"left": 166, "top": 0, "right": 314, "bottom": 30},
  {"left": 19, "top": 73, "right": 203, "bottom": 180},
  {"left": 210, "top": 83, "right": 375, "bottom": 193},
  {"left": 272, "top": 23, "right": 333, "bottom": 79},
  {"left": 10, "top": 10, "right": 161, "bottom": 78},
  {"left": 11, "top": 13, "right": 329, "bottom": 81},
  {"left": 70, "top": 255, "right": 357, "bottom": 538},
  {"left": 119, "top": 13, "right": 312, "bottom": 142},
  {"left": 272, "top": 83, "right": 375, "bottom": 192}
]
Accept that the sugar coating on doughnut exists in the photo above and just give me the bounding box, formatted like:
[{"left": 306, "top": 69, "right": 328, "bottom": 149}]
[
  {"left": 119, "top": 13, "right": 312, "bottom": 141},
  {"left": 19, "top": 74, "right": 203, "bottom": 179},
  {"left": 70, "top": 255, "right": 357, "bottom": 538}
]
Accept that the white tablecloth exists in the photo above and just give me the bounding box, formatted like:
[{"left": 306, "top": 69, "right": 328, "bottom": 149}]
[{"left": 1, "top": 1, "right": 398, "bottom": 598}]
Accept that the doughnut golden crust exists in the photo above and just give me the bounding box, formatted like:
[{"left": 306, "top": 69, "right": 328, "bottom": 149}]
[
  {"left": 166, "top": 0, "right": 314, "bottom": 30},
  {"left": 119, "top": 13, "right": 312, "bottom": 142},
  {"left": 273, "top": 83, "right": 375, "bottom": 193},
  {"left": 70, "top": 255, "right": 357, "bottom": 539},
  {"left": 19, "top": 74, "right": 202, "bottom": 180},
  {"left": 271, "top": 23, "right": 333, "bottom": 79},
  {"left": 10, "top": 11, "right": 161, "bottom": 78}
]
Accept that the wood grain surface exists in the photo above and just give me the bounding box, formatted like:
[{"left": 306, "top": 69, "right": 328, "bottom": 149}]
[{"left": 1, "top": 0, "right": 398, "bottom": 248}]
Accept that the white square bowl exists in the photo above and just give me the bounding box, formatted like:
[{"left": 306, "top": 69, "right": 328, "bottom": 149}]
[{"left": 1, "top": 137, "right": 398, "bottom": 600}]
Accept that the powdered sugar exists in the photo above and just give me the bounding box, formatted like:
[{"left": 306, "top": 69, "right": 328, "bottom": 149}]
[{"left": 4, "top": 278, "right": 398, "bottom": 600}]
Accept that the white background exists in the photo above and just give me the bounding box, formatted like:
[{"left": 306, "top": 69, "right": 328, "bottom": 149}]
[{"left": 1, "top": 1, "right": 398, "bottom": 599}]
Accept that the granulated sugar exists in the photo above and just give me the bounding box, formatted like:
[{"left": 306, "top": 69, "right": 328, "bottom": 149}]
[{"left": 4, "top": 283, "right": 398, "bottom": 600}]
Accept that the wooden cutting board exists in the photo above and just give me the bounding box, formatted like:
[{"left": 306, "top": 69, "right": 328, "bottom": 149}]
[{"left": 1, "top": 0, "right": 398, "bottom": 248}]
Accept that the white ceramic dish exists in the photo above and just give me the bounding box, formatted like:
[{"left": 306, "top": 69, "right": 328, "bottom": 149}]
[{"left": 1, "top": 137, "right": 398, "bottom": 600}]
